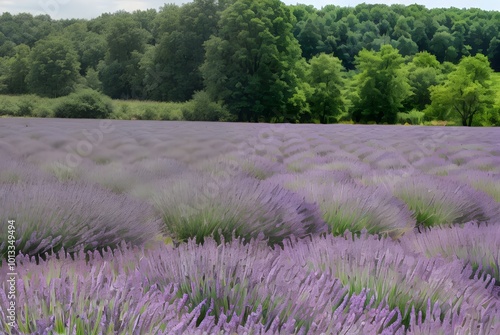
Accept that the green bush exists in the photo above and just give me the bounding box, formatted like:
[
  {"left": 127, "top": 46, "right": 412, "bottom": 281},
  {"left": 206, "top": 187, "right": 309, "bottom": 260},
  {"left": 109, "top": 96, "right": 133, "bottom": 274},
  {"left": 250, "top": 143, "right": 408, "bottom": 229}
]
[
  {"left": 182, "top": 91, "right": 230, "bottom": 121},
  {"left": 0, "top": 99, "right": 17, "bottom": 116},
  {"left": 33, "top": 107, "right": 52, "bottom": 118},
  {"left": 397, "top": 109, "right": 425, "bottom": 125},
  {"left": 141, "top": 108, "right": 158, "bottom": 120},
  {"left": 16, "top": 97, "right": 36, "bottom": 117},
  {"left": 54, "top": 89, "right": 113, "bottom": 119}
]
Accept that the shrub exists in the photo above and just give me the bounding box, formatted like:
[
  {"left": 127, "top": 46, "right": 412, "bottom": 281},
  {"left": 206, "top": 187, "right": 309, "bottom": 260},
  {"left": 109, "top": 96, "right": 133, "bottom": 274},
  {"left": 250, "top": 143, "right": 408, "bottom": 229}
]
[
  {"left": 141, "top": 107, "right": 158, "bottom": 120},
  {"left": 16, "top": 97, "right": 36, "bottom": 117},
  {"left": 0, "top": 159, "right": 53, "bottom": 184},
  {"left": 397, "top": 109, "right": 425, "bottom": 125},
  {"left": 279, "top": 233, "right": 499, "bottom": 329},
  {"left": 54, "top": 89, "right": 113, "bottom": 119},
  {"left": 449, "top": 170, "right": 500, "bottom": 202},
  {"left": 0, "top": 180, "right": 160, "bottom": 261},
  {"left": 0, "top": 98, "right": 17, "bottom": 116},
  {"left": 152, "top": 173, "right": 326, "bottom": 245},
  {"left": 392, "top": 175, "right": 499, "bottom": 227},
  {"left": 33, "top": 107, "right": 52, "bottom": 118},
  {"left": 402, "top": 223, "right": 500, "bottom": 284},
  {"left": 299, "top": 181, "right": 415, "bottom": 237},
  {"left": 1, "top": 238, "right": 410, "bottom": 334},
  {"left": 0, "top": 251, "right": 185, "bottom": 335},
  {"left": 139, "top": 236, "right": 402, "bottom": 333},
  {"left": 182, "top": 91, "right": 230, "bottom": 121}
]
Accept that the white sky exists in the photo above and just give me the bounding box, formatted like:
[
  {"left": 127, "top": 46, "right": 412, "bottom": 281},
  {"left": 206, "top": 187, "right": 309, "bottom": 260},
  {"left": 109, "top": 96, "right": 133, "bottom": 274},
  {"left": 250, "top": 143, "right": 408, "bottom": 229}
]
[{"left": 0, "top": 1, "right": 498, "bottom": 20}]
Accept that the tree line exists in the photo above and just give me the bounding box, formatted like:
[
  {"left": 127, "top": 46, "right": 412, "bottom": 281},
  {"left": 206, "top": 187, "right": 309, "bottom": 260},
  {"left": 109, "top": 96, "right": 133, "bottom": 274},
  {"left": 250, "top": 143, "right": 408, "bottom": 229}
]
[{"left": 0, "top": 0, "right": 498, "bottom": 125}]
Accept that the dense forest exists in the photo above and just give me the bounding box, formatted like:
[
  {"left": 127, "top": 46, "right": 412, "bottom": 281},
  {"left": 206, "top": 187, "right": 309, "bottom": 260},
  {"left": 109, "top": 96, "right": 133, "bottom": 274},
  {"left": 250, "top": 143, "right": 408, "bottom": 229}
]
[{"left": 0, "top": 0, "right": 499, "bottom": 125}]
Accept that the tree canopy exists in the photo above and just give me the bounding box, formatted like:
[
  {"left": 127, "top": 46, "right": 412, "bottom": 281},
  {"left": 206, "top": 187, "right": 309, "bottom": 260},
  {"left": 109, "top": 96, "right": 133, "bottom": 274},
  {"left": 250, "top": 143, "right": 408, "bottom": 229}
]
[
  {"left": 427, "top": 54, "right": 494, "bottom": 126},
  {"left": 201, "top": 0, "right": 303, "bottom": 122},
  {"left": 0, "top": 3, "right": 499, "bottom": 125},
  {"left": 351, "top": 45, "right": 411, "bottom": 124}
]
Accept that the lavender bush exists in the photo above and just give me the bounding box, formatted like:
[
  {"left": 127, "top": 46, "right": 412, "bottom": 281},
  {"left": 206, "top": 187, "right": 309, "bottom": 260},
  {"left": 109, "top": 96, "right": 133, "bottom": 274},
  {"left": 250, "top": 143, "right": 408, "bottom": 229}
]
[
  {"left": 275, "top": 173, "right": 414, "bottom": 237},
  {"left": 392, "top": 175, "right": 499, "bottom": 227},
  {"left": 278, "top": 233, "right": 500, "bottom": 329},
  {"left": 402, "top": 222, "right": 500, "bottom": 284},
  {"left": 0, "top": 180, "right": 161, "bottom": 260},
  {"left": 153, "top": 173, "right": 326, "bottom": 245},
  {"left": 449, "top": 169, "right": 500, "bottom": 202},
  {"left": 2, "top": 236, "right": 498, "bottom": 334}
]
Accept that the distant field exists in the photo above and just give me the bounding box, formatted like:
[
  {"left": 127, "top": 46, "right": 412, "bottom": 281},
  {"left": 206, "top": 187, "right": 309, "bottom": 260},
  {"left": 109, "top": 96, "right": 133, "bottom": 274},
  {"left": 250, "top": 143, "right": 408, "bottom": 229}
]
[{"left": 1, "top": 119, "right": 499, "bottom": 333}]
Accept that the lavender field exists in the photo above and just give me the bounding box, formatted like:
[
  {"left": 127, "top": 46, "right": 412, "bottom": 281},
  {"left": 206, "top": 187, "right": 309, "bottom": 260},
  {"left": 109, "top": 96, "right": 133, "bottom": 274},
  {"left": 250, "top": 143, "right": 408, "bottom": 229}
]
[{"left": 0, "top": 118, "right": 499, "bottom": 334}]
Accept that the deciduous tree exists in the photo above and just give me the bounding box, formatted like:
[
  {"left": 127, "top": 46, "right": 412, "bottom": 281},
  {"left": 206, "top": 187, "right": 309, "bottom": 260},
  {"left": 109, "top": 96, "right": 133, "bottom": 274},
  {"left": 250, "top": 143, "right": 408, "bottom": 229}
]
[
  {"left": 350, "top": 45, "right": 411, "bottom": 124},
  {"left": 404, "top": 51, "right": 441, "bottom": 110},
  {"left": 428, "top": 54, "right": 494, "bottom": 126},
  {"left": 201, "top": 0, "right": 304, "bottom": 122},
  {"left": 26, "top": 36, "right": 80, "bottom": 97},
  {"left": 307, "top": 53, "right": 345, "bottom": 123}
]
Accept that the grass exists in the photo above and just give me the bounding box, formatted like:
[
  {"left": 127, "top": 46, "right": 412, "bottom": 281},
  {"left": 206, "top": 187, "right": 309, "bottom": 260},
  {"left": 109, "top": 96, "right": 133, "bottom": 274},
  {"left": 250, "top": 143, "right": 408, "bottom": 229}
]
[{"left": 0, "top": 94, "right": 186, "bottom": 121}]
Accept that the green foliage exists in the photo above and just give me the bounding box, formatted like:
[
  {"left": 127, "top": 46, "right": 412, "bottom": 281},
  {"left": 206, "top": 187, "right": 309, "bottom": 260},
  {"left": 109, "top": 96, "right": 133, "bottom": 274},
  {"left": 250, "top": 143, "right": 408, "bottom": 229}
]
[
  {"left": 1, "top": 5, "right": 500, "bottom": 125},
  {"left": 146, "top": 0, "right": 224, "bottom": 102},
  {"left": 305, "top": 53, "right": 345, "bottom": 124},
  {"left": 54, "top": 89, "right": 113, "bottom": 119},
  {"left": 0, "top": 94, "right": 56, "bottom": 117},
  {"left": 99, "top": 14, "right": 150, "bottom": 99},
  {"left": 488, "top": 34, "right": 500, "bottom": 71},
  {"left": 427, "top": 54, "right": 494, "bottom": 126},
  {"left": 182, "top": 91, "right": 230, "bottom": 121},
  {"left": 404, "top": 52, "right": 442, "bottom": 111},
  {"left": 16, "top": 96, "right": 35, "bottom": 117},
  {"left": 397, "top": 109, "right": 425, "bottom": 124},
  {"left": 0, "top": 98, "right": 17, "bottom": 116},
  {"left": 1, "top": 44, "right": 30, "bottom": 94},
  {"left": 201, "top": 0, "right": 304, "bottom": 122},
  {"left": 111, "top": 100, "right": 184, "bottom": 121},
  {"left": 350, "top": 45, "right": 412, "bottom": 124},
  {"left": 84, "top": 68, "right": 102, "bottom": 91},
  {"left": 27, "top": 36, "right": 81, "bottom": 98}
]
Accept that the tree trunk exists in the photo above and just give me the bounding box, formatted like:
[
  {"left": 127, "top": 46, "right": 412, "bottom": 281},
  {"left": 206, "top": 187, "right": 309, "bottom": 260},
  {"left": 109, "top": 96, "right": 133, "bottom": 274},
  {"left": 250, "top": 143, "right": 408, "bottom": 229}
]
[{"left": 467, "top": 114, "right": 474, "bottom": 127}]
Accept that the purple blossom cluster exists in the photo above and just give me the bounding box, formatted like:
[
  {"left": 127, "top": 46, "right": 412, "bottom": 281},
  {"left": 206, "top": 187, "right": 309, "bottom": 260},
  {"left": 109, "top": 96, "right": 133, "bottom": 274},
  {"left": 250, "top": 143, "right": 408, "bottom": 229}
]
[
  {"left": 0, "top": 180, "right": 161, "bottom": 259},
  {"left": 1, "top": 235, "right": 498, "bottom": 334},
  {"left": 0, "top": 118, "right": 499, "bottom": 333}
]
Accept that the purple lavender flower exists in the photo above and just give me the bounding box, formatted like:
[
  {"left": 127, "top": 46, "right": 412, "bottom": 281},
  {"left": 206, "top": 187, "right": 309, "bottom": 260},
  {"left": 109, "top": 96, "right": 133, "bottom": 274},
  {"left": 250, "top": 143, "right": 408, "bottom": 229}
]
[
  {"left": 0, "top": 180, "right": 161, "bottom": 259},
  {"left": 392, "top": 175, "right": 500, "bottom": 227},
  {"left": 153, "top": 173, "right": 326, "bottom": 245},
  {"left": 402, "top": 222, "right": 500, "bottom": 284}
]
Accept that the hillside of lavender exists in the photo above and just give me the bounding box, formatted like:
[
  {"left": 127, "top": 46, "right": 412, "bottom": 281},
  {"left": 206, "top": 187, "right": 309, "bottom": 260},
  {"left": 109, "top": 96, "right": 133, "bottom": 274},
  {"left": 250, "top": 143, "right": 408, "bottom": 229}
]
[{"left": 1, "top": 118, "right": 499, "bottom": 334}]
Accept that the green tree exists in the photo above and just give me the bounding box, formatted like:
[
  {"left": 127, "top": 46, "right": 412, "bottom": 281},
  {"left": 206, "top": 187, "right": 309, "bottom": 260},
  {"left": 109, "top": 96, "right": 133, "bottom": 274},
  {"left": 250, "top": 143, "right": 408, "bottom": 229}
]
[
  {"left": 395, "top": 36, "right": 418, "bottom": 57},
  {"left": 26, "top": 36, "right": 80, "bottom": 97},
  {"left": 148, "top": 0, "right": 225, "bottom": 102},
  {"left": 99, "top": 14, "right": 150, "bottom": 99},
  {"left": 404, "top": 52, "right": 441, "bottom": 110},
  {"left": 4, "top": 44, "right": 30, "bottom": 94},
  {"left": 201, "top": 0, "right": 304, "bottom": 122},
  {"left": 295, "top": 17, "right": 322, "bottom": 60},
  {"left": 411, "top": 20, "right": 430, "bottom": 51},
  {"left": 84, "top": 67, "right": 102, "bottom": 91},
  {"left": 430, "top": 30, "right": 457, "bottom": 63},
  {"left": 488, "top": 34, "right": 500, "bottom": 72},
  {"left": 306, "top": 53, "right": 345, "bottom": 123},
  {"left": 350, "top": 45, "right": 411, "bottom": 124},
  {"left": 105, "top": 14, "right": 150, "bottom": 62},
  {"left": 0, "top": 57, "right": 7, "bottom": 92},
  {"left": 428, "top": 54, "right": 494, "bottom": 126}
]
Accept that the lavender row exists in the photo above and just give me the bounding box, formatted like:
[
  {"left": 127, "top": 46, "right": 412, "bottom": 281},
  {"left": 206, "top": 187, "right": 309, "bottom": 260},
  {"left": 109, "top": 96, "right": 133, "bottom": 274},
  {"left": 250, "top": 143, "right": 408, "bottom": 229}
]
[{"left": 1, "top": 233, "right": 498, "bottom": 334}]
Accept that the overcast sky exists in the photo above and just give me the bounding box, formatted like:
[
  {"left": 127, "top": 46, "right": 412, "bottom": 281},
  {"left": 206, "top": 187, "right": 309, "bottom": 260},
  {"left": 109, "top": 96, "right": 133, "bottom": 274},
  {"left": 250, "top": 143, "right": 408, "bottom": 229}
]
[{"left": 0, "top": 0, "right": 499, "bottom": 20}]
